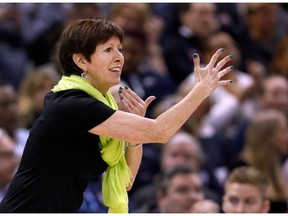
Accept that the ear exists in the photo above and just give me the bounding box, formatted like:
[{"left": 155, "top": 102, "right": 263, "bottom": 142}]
[
  {"left": 156, "top": 190, "right": 166, "bottom": 211},
  {"left": 72, "top": 53, "right": 87, "bottom": 72},
  {"left": 261, "top": 199, "right": 270, "bottom": 213}
]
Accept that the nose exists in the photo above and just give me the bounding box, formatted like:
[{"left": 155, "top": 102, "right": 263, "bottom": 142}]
[
  {"left": 235, "top": 203, "right": 245, "bottom": 213},
  {"left": 190, "top": 191, "right": 204, "bottom": 204},
  {"left": 114, "top": 49, "right": 124, "bottom": 63}
]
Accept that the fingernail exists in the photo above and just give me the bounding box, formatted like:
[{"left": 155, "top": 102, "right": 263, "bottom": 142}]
[
  {"left": 221, "top": 48, "right": 224, "bottom": 52},
  {"left": 229, "top": 55, "right": 234, "bottom": 59},
  {"left": 230, "top": 80, "right": 234, "bottom": 83},
  {"left": 119, "top": 86, "right": 123, "bottom": 90},
  {"left": 230, "top": 66, "right": 234, "bottom": 70},
  {"left": 118, "top": 90, "right": 122, "bottom": 93},
  {"left": 125, "top": 86, "right": 129, "bottom": 89},
  {"left": 193, "top": 53, "right": 198, "bottom": 58}
]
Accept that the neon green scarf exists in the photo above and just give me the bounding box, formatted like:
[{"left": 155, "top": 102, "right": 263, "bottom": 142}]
[{"left": 52, "top": 75, "right": 132, "bottom": 213}]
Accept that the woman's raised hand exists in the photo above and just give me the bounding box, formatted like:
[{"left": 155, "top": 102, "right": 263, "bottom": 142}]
[
  {"left": 118, "top": 86, "right": 156, "bottom": 117},
  {"left": 193, "top": 48, "right": 234, "bottom": 94}
]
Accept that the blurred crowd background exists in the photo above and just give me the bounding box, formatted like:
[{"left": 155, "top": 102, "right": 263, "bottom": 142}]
[{"left": 0, "top": 2, "right": 288, "bottom": 213}]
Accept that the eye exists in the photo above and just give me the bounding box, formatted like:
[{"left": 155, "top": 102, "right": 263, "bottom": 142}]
[
  {"left": 245, "top": 198, "right": 256, "bottom": 205},
  {"left": 176, "top": 186, "right": 189, "bottom": 194},
  {"left": 105, "top": 47, "right": 112, "bottom": 52},
  {"left": 118, "top": 48, "right": 123, "bottom": 53},
  {"left": 228, "top": 196, "right": 239, "bottom": 205}
]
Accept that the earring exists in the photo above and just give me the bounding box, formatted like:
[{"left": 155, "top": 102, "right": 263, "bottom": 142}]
[{"left": 81, "top": 72, "right": 87, "bottom": 78}]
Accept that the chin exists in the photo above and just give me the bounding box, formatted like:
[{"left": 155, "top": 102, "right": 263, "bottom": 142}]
[{"left": 109, "top": 80, "right": 120, "bottom": 87}]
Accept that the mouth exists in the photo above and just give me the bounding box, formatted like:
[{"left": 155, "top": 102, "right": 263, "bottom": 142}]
[{"left": 109, "top": 66, "right": 122, "bottom": 74}]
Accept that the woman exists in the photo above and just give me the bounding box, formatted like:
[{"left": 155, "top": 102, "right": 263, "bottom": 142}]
[
  {"left": 0, "top": 18, "right": 233, "bottom": 213},
  {"left": 229, "top": 109, "right": 288, "bottom": 213}
]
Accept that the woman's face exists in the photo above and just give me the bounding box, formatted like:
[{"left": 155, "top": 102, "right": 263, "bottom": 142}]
[{"left": 85, "top": 36, "right": 124, "bottom": 94}]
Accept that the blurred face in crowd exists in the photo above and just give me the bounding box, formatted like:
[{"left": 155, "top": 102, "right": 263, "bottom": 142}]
[
  {"left": 203, "top": 32, "right": 241, "bottom": 68},
  {"left": 161, "top": 133, "right": 202, "bottom": 171},
  {"left": 0, "top": 85, "right": 19, "bottom": 136},
  {"left": 26, "top": 72, "right": 57, "bottom": 112},
  {"left": 0, "top": 130, "right": 19, "bottom": 188},
  {"left": 260, "top": 76, "right": 288, "bottom": 114},
  {"left": 158, "top": 172, "right": 204, "bottom": 213},
  {"left": 109, "top": 4, "right": 148, "bottom": 30},
  {"left": 180, "top": 3, "right": 219, "bottom": 38},
  {"left": 222, "top": 182, "right": 270, "bottom": 213},
  {"left": 122, "top": 35, "right": 145, "bottom": 75},
  {"left": 246, "top": 3, "right": 279, "bottom": 37}
]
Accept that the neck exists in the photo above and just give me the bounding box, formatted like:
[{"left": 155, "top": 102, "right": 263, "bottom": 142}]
[{"left": 86, "top": 78, "right": 108, "bottom": 96}]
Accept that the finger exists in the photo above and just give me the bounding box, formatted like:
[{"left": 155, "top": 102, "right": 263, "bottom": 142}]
[
  {"left": 219, "top": 79, "right": 234, "bottom": 86},
  {"left": 215, "top": 55, "right": 233, "bottom": 71},
  {"left": 193, "top": 53, "right": 200, "bottom": 72},
  {"left": 218, "top": 66, "right": 234, "bottom": 78},
  {"left": 144, "top": 96, "right": 156, "bottom": 108},
  {"left": 118, "top": 87, "right": 135, "bottom": 110},
  {"left": 122, "top": 94, "right": 138, "bottom": 109},
  {"left": 119, "top": 96, "right": 130, "bottom": 110},
  {"left": 124, "top": 86, "right": 145, "bottom": 105},
  {"left": 207, "top": 48, "right": 224, "bottom": 69},
  {"left": 121, "top": 87, "right": 146, "bottom": 115},
  {"left": 120, "top": 95, "right": 140, "bottom": 113},
  {"left": 118, "top": 87, "right": 124, "bottom": 100}
]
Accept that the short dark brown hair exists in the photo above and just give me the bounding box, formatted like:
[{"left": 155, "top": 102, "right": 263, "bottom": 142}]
[
  {"left": 57, "top": 18, "right": 124, "bottom": 76},
  {"left": 225, "top": 166, "right": 269, "bottom": 200}
]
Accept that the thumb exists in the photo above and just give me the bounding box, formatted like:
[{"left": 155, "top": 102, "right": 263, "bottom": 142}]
[{"left": 144, "top": 96, "right": 156, "bottom": 108}]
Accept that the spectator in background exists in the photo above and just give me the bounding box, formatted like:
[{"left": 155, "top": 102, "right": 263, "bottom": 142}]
[
  {"left": 0, "top": 83, "right": 29, "bottom": 157},
  {"left": 18, "top": 69, "right": 59, "bottom": 129},
  {"left": 0, "top": 128, "right": 20, "bottom": 202},
  {"left": 258, "top": 75, "right": 288, "bottom": 119},
  {"left": 162, "top": 3, "right": 219, "bottom": 84},
  {"left": 229, "top": 109, "right": 288, "bottom": 213},
  {"left": 235, "top": 3, "right": 288, "bottom": 71},
  {"left": 222, "top": 166, "right": 270, "bottom": 213},
  {"left": 269, "top": 35, "right": 288, "bottom": 80},
  {"left": 156, "top": 165, "right": 220, "bottom": 213}
]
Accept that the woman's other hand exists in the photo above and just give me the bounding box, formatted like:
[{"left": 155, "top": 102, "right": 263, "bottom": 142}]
[{"left": 118, "top": 86, "right": 155, "bottom": 117}]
